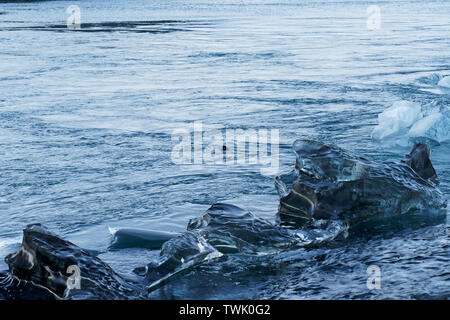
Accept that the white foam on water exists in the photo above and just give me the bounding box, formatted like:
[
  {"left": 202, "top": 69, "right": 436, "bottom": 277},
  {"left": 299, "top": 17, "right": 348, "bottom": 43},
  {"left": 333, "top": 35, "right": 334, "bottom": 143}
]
[{"left": 108, "top": 226, "right": 118, "bottom": 236}]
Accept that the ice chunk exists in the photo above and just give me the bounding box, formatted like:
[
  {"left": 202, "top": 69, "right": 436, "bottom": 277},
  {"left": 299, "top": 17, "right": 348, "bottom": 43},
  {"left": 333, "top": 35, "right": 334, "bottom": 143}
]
[
  {"left": 187, "top": 203, "right": 296, "bottom": 254},
  {"left": 276, "top": 140, "right": 447, "bottom": 225},
  {"left": 408, "top": 110, "right": 450, "bottom": 143},
  {"left": 109, "top": 227, "right": 177, "bottom": 249},
  {"left": 371, "top": 101, "right": 422, "bottom": 140},
  {"left": 437, "top": 76, "right": 450, "bottom": 88},
  {"left": 3, "top": 224, "right": 143, "bottom": 299},
  {"left": 421, "top": 100, "right": 444, "bottom": 117}
]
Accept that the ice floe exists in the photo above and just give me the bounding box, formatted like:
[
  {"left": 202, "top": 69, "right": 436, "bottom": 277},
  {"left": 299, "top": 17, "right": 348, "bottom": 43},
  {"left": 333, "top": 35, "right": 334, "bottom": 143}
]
[
  {"left": 371, "top": 100, "right": 422, "bottom": 140},
  {"left": 437, "top": 76, "right": 450, "bottom": 88},
  {"left": 372, "top": 100, "right": 449, "bottom": 144},
  {"left": 408, "top": 110, "right": 450, "bottom": 143}
]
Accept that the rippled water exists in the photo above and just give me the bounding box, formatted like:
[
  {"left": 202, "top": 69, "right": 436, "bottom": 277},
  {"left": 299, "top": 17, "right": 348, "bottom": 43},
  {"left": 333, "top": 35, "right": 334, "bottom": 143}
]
[{"left": 0, "top": 0, "right": 448, "bottom": 299}]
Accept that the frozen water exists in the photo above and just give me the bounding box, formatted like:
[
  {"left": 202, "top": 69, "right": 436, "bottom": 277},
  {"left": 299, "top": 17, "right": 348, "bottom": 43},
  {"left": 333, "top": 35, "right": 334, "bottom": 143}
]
[
  {"left": 1, "top": 0, "right": 449, "bottom": 301},
  {"left": 372, "top": 99, "right": 450, "bottom": 144},
  {"left": 371, "top": 101, "right": 421, "bottom": 140},
  {"left": 408, "top": 111, "right": 450, "bottom": 143},
  {"left": 437, "top": 76, "right": 450, "bottom": 88},
  {"left": 276, "top": 140, "right": 446, "bottom": 224}
]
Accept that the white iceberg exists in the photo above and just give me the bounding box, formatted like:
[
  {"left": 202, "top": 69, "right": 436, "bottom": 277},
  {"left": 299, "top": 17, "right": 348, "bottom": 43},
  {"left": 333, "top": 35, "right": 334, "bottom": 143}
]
[
  {"left": 372, "top": 99, "right": 450, "bottom": 144},
  {"left": 437, "top": 76, "right": 450, "bottom": 88},
  {"left": 371, "top": 100, "right": 422, "bottom": 140},
  {"left": 408, "top": 111, "right": 450, "bottom": 143}
]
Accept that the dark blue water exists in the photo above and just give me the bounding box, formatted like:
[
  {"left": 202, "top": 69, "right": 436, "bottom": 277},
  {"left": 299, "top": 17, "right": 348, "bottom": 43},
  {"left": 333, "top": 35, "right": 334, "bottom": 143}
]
[{"left": 0, "top": 0, "right": 448, "bottom": 299}]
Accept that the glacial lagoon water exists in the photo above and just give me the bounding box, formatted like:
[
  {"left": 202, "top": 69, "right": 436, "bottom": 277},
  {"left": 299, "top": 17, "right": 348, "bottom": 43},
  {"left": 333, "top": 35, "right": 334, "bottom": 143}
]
[{"left": 0, "top": 0, "right": 449, "bottom": 299}]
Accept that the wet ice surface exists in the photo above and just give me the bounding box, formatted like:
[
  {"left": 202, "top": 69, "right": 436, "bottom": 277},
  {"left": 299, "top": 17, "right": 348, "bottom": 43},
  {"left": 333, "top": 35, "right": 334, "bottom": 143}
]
[
  {"left": 0, "top": 0, "right": 449, "bottom": 299},
  {"left": 145, "top": 223, "right": 449, "bottom": 300},
  {"left": 3, "top": 190, "right": 445, "bottom": 299},
  {"left": 276, "top": 140, "right": 446, "bottom": 228}
]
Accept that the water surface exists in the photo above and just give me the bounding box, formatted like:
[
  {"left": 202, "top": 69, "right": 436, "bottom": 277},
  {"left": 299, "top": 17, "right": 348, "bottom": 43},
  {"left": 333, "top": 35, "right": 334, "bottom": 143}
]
[{"left": 0, "top": 0, "right": 448, "bottom": 299}]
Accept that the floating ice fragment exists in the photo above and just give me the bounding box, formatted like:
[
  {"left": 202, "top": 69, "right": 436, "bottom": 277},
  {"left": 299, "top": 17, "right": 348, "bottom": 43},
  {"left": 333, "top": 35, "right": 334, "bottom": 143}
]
[
  {"left": 276, "top": 140, "right": 446, "bottom": 225},
  {"left": 371, "top": 98, "right": 450, "bottom": 143},
  {"left": 408, "top": 110, "right": 450, "bottom": 143},
  {"left": 2, "top": 224, "right": 143, "bottom": 299},
  {"left": 371, "top": 100, "right": 422, "bottom": 140},
  {"left": 109, "top": 227, "right": 177, "bottom": 249},
  {"left": 437, "top": 76, "right": 450, "bottom": 88}
]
